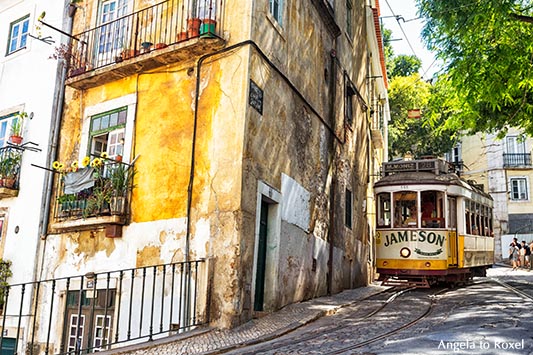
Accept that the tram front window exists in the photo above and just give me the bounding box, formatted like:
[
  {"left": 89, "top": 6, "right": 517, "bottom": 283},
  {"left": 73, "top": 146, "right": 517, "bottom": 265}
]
[
  {"left": 421, "top": 191, "right": 445, "bottom": 228},
  {"left": 377, "top": 193, "right": 391, "bottom": 227},
  {"left": 393, "top": 192, "right": 417, "bottom": 228}
]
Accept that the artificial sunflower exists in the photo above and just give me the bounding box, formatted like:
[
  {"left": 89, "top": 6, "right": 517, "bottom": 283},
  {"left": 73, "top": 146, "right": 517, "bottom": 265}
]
[
  {"left": 100, "top": 152, "right": 109, "bottom": 159},
  {"left": 52, "top": 161, "right": 61, "bottom": 170},
  {"left": 71, "top": 161, "right": 79, "bottom": 171},
  {"left": 81, "top": 156, "right": 91, "bottom": 168},
  {"left": 90, "top": 158, "right": 102, "bottom": 167}
]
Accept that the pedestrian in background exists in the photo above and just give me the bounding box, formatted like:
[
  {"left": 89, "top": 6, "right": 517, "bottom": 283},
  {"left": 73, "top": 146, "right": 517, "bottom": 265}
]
[
  {"left": 509, "top": 242, "right": 519, "bottom": 270},
  {"left": 520, "top": 240, "right": 531, "bottom": 269}
]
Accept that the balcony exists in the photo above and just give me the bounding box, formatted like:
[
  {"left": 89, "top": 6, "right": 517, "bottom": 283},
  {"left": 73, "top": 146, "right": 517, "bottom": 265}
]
[
  {"left": 50, "top": 160, "right": 135, "bottom": 233},
  {"left": 66, "top": 0, "right": 225, "bottom": 90},
  {"left": 0, "top": 147, "right": 23, "bottom": 198},
  {"left": 503, "top": 153, "right": 532, "bottom": 168}
]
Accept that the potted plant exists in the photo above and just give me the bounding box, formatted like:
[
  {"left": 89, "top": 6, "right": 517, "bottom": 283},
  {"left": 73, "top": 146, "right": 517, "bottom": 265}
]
[
  {"left": 2, "top": 154, "right": 21, "bottom": 189},
  {"left": 108, "top": 163, "right": 136, "bottom": 215},
  {"left": 10, "top": 111, "right": 26, "bottom": 145}
]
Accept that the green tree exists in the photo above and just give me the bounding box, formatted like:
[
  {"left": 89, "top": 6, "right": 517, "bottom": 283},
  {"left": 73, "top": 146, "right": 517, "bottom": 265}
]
[
  {"left": 390, "top": 55, "right": 422, "bottom": 78},
  {"left": 416, "top": 0, "right": 533, "bottom": 136},
  {"left": 388, "top": 74, "right": 460, "bottom": 159}
]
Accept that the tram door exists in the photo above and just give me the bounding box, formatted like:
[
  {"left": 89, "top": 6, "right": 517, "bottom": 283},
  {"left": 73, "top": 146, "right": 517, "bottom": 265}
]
[{"left": 447, "top": 197, "right": 458, "bottom": 266}]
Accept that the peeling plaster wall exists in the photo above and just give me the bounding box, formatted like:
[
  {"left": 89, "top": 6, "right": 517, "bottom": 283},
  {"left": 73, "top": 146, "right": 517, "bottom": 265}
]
[{"left": 45, "top": 0, "right": 377, "bottom": 335}]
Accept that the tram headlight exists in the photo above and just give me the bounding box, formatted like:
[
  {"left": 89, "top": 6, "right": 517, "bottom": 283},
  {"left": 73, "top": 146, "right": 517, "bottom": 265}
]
[
  {"left": 400, "top": 247, "right": 411, "bottom": 258},
  {"left": 425, "top": 262, "right": 431, "bottom": 267}
]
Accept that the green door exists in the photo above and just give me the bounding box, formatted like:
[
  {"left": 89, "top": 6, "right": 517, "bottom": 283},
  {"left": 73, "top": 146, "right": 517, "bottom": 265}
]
[
  {"left": 0, "top": 337, "right": 16, "bottom": 355},
  {"left": 254, "top": 200, "right": 268, "bottom": 311}
]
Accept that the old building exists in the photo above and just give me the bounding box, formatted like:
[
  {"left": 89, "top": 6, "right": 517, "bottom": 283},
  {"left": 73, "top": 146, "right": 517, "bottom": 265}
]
[
  {"left": 0, "top": 0, "right": 66, "bottom": 352},
  {"left": 0, "top": 0, "right": 388, "bottom": 353},
  {"left": 452, "top": 129, "right": 533, "bottom": 261}
]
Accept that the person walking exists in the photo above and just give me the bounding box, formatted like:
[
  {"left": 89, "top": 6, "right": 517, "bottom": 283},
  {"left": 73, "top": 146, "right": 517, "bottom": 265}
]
[
  {"left": 524, "top": 241, "right": 531, "bottom": 269},
  {"left": 509, "top": 241, "right": 519, "bottom": 270}
]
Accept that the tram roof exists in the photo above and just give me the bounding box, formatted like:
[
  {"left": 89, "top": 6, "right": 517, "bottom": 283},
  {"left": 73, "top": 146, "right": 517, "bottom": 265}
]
[{"left": 375, "top": 159, "right": 492, "bottom": 201}]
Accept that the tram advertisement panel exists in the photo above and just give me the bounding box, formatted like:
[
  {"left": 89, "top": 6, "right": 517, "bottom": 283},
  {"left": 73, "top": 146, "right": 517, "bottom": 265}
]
[{"left": 376, "top": 229, "right": 449, "bottom": 259}]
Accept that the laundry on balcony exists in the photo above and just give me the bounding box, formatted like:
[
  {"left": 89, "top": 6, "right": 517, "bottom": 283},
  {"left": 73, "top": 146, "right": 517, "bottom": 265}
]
[{"left": 63, "top": 167, "right": 95, "bottom": 194}]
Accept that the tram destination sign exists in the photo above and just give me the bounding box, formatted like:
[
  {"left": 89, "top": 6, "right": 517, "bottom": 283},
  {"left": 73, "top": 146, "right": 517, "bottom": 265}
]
[{"left": 383, "top": 160, "right": 438, "bottom": 174}]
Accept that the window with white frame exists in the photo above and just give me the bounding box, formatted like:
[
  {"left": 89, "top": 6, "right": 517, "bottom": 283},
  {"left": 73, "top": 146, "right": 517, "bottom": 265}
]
[
  {"left": 7, "top": 15, "right": 29, "bottom": 55},
  {"left": 269, "top": 0, "right": 283, "bottom": 25},
  {"left": 506, "top": 136, "right": 526, "bottom": 154},
  {"left": 0, "top": 113, "right": 18, "bottom": 147},
  {"left": 98, "top": 0, "right": 129, "bottom": 54},
  {"left": 510, "top": 177, "right": 528, "bottom": 201},
  {"left": 89, "top": 107, "right": 127, "bottom": 160}
]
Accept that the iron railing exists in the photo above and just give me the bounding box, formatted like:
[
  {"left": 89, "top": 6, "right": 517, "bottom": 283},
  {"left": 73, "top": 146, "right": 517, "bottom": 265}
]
[
  {"left": 0, "top": 260, "right": 207, "bottom": 354},
  {"left": 54, "top": 160, "right": 134, "bottom": 220},
  {"left": 503, "top": 153, "right": 532, "bottom": 167},
  {"left": 69, "top": 0, "right": 221, "bottom": 76},
  {"left": 0, "top": 146, "right": 23, "bottom": 191}
]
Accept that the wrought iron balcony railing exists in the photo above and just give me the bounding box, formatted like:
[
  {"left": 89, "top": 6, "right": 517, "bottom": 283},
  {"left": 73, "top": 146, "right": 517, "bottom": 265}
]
[
  {"left": 0, "top": 146, "right": 23, "bottom": 197},
  {"left": 68, "top": 0, "right": 221, "bottom": 77},
  {"left": 503, "top": 153, "right": 532, "bottom": 168},
  {"left": 53, "top": 160, "right": 134, "bottom": 223},
  {"left": 0, "top": 260, "right": 206, "bottom": 355}
]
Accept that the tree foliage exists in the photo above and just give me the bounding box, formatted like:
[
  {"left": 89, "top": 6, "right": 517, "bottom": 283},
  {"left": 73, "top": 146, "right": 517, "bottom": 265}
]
[
  {"left": 390, "top": 55, "right": 422, "bottom": 78},
  {"left": 416, "top": 0, "right": 533, "bottom": 136},
  {"left": 388, "top": 74, "right": 461, "bottom": 159}
]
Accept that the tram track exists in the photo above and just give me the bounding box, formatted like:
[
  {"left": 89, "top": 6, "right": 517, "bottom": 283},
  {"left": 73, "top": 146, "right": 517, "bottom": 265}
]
[
  {"left": 320, "top": 287, "right": 446, "bottom": 355},
  {"left": 232, "top": 287, "right": 447, "bottom": 355},
  {"left": 488, "top": 278, "right": 533, "bottom": 302}
]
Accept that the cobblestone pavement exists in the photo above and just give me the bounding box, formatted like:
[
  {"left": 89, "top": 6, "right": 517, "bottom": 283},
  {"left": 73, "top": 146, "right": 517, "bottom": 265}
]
[
  {"left": 108, "top": 283, "right": 388, "bottom": 355},
  {"left": 108, "top": 264, "right": 533, "bottom": 355}
]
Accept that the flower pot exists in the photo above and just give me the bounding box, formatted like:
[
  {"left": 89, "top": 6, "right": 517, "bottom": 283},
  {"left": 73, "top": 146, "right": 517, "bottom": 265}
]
[
  {"left": 122, "top": 49, "right": 139, "bottom": 59},
  {"left": 4, "top": 178, "right": 15, "bottom": 189},
  {"left": 9, "top": 135, "right": 22, "bottom": 145},
  {"left": 155, "top": 43, "right": 168, "bottom": 50},
  {"left": 187, "top": 18, "right": 202, "bottom": 38},
  {"left": 200, "top": 19, "right": 216, "bottom": 37},
  {"left": 177, "top": 31, "right": 188, "bottom": 42},
  {"left": 111, "top": 196, "right": 126, "bottom": 215},
  {"left": 141, "top": 41, "right": 153, "bottom": 54}
]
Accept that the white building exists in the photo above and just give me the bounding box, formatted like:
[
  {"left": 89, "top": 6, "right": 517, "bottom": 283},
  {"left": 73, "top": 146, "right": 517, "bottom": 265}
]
[{"left": 0, "top": 0, "right": 66, "bottom": 350}]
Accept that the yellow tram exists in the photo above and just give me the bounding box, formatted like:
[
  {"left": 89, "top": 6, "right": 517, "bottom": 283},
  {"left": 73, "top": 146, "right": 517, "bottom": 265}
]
[{"left": 374, "top": 158, "right": 494, "bottom": 287}]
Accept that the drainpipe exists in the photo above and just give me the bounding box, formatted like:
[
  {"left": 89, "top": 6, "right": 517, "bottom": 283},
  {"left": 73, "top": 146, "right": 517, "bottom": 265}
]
[
  {"left": 326, "top": 46, "right": 338, "bottom": 295},
  {"left": 188, "top": 39, "right": 344, "bottom": 321},
  {"left": 36, "top": 3, "right": 72, "bottom": 279}
]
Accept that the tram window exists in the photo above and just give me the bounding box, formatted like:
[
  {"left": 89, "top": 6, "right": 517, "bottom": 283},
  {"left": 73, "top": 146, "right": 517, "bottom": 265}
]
[
  {"left": 465, "top": 199, "right": 472, "bottom": 234},
  {"left": 448, "top": 197, "right": 457, "bottom": 229},
  {"left": 393, "top": 191, "right": 417, "bottom": 228},
  {"left": 421, "top": 191, "right": 445, "bottom": 228},
  {"left": 377, "top": 193, "right": 391, "bottom": 227}
]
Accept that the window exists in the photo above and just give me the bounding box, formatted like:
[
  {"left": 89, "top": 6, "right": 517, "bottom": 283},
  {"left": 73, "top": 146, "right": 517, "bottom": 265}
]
[
  {"left": 394, "top": 191, "right": 417, "bottom": 228},
  {"left": 98, "top": 0, "right": 128, "bottom": 55},
  {"left": 506, "top": 136, "right": 526, "bottom": 154},
  {"left": 7, "top": 15, "right": 29, "bottom": 55},
  {"left": 377, "top": 192, "right": 391, "bottom": 227},
  {"left": 269, "top": 0, "right": 283, "bottom": 25},
  {"left": 89, "top": 107, "right": 127, "bottom": 160},
  {"left": 345, "top": 188, "right": 352, "bottom": 229},
  {"left": 421, "top": 191, "right": 445, "bottom": 228},
  {"left": 510, "top": 177, "right": 528, "bottom": 201},
  {"left": 346, "top": 0, "right": 353, "bottom": 39},
  {"left": 0, "top": 113, "right": 18, "bottom": 147},
  {"left": 345, "top": 83, "right": 356, "bottom": 126}
]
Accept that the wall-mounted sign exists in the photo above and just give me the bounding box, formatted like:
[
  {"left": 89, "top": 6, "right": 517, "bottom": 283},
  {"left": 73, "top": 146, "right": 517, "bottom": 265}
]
[
  {"left": 407, "top": 109, "right": 421, "bottom": 119},
  {"left": 249, "top": 80, "right": 263, "bottom": 115}
]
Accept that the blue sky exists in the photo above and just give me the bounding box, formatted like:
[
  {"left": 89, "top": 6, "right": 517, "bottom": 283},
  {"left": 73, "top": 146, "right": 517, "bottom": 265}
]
[{"left": 379, "top": 0, "right": 440, "bottom": 78}]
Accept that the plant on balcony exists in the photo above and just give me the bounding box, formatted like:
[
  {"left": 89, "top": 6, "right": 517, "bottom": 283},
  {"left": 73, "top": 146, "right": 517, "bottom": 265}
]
[
  {"left": 0, "top": 154, "right": 21, "bottom": 189},
  {"left": 10, "top": 111, "right": 27, "bottom": 145},
  {"left": 108, "top": 162, "right": 136, "bottom": 215},
  {"left": 0, "top": 259, "right": 12, "bottom": 311}
]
